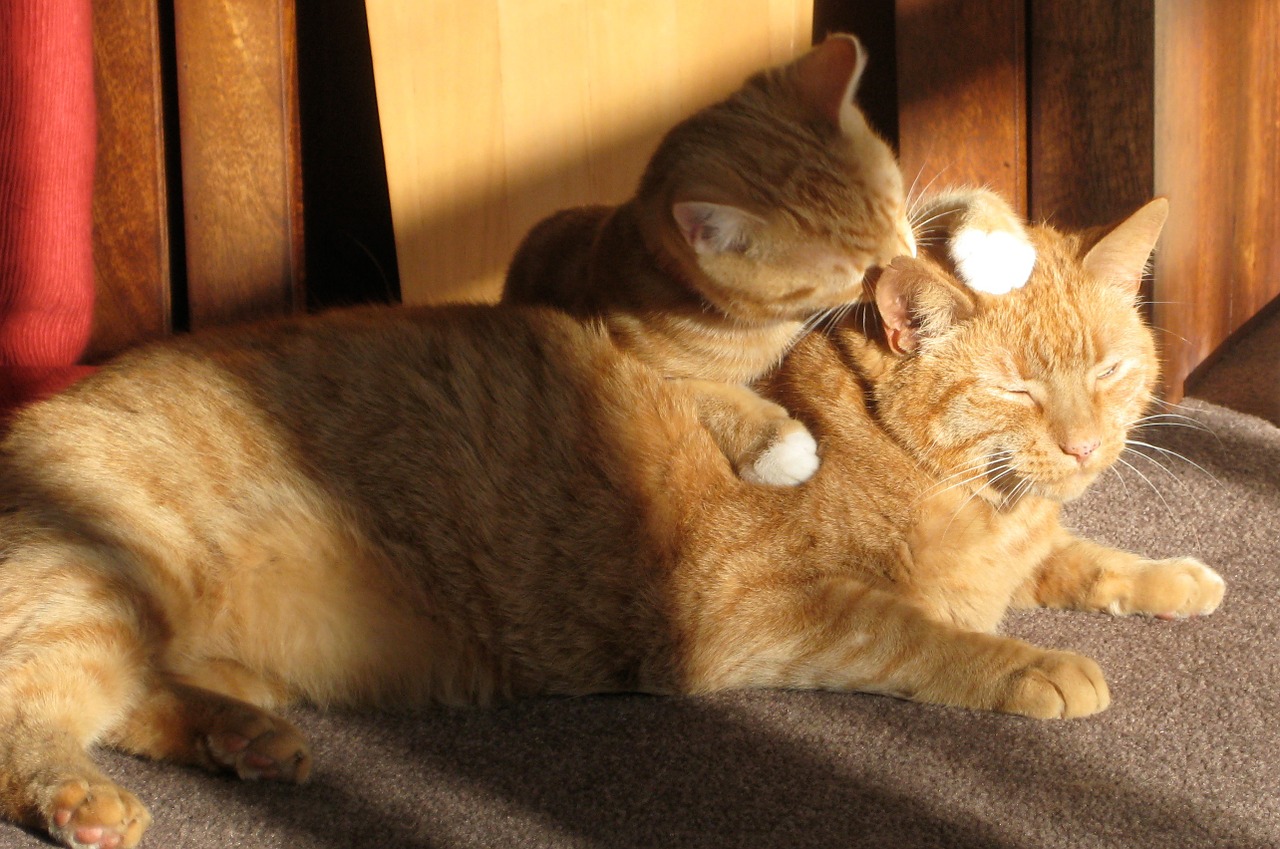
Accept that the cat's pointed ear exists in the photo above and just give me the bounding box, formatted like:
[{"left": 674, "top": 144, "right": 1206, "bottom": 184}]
[
  {"left": 875, "top": 257, "right": 976, "bottom": 355},
  {"left": 794, "top": 33, "right": 868, "bottom": 129},
  {"left": 672, "top": 201, "right": 761, "bottom": 256},
  {"left": 1082, "top": 198, "right": 1169, "bottom": 296}
]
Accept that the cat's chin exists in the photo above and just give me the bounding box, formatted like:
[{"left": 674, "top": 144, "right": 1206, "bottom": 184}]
[{"left": 1028, "top": 471, "right": 1100, "bottom": 504}]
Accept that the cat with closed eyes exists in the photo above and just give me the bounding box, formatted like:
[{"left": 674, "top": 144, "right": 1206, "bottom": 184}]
[
  {"left": 505, "top": 32, "right": 916, "bottom": 486},
  {"left": 0, "top": 193, "right": 1222, "bottom": 849}
]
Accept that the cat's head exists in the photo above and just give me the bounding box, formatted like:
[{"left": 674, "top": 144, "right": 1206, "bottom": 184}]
[
  {"left": 639, "top": 34, "right": 914, "bottom": 324},
  {"left": 866, "top": 199, "right": 1168, "bottom": 504}
]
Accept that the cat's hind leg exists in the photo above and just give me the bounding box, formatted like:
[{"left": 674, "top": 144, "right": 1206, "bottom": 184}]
[
  {"left": 106, "top": 671, "right": 311, "bottom": 784},
  {"left": 1016, "top": 535, "right": 1225, "bottom": 619},
  {"left": 0, "top": 551, "right": 156, "bottom": 848}
]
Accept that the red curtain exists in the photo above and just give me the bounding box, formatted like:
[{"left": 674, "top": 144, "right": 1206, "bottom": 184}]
[{"left": 0, "top": 0, "right": 96, "bottom": 415}]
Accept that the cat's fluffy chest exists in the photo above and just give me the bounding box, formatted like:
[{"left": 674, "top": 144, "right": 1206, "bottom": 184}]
[{"left": 896, "top": 493, "right": 1060, "bottom": 632}]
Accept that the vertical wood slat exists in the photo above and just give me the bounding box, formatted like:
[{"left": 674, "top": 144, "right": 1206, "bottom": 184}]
[
  {"left": 366, "top": 0, "right": 814, "bottom": 306},
  {"left": 894, "top": 0, "right": 1026, "bottom": 214},
  {"left": 88, "top": 0, "right": 170, "bottom": 360},
  {"left": 1028, "top": 1, "right": 1155, "bottom": 229},
  {"left": 1155, "top": 0, "right": 1280, "bottom": 401},
  {"left": 172, "top": 0, "right": 303, "bottom": 329}
]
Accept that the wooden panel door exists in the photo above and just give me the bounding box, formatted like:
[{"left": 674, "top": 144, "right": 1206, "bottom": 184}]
[
  {"left": 172, "top": 0, "right": 304, "bottom": 329},
  {"left": 895, "top": 0, "right": 1027, "bottom": 215},
  {"left": 92, "top": 0, "right": 305, "bottom": 355},
  {"left": 1154, "top": 0, "right": 1280, "bottom": 399},
  {"left": 89, "top": 0, "right": 172, "bottom": 361},
  {"left": 366, "top": 0, "right": 814, "bottom": 306}
]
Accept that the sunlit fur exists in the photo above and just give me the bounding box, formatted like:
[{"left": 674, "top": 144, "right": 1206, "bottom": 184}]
[
  {"left": 874, "top": 229, "right": 1158, "bottom": 507},
  {"left": 0, "top": 201, "right": 1221, "bottom": 849},
  {"left": 504, "top": 34, "right": 913, "bottom": 482}
]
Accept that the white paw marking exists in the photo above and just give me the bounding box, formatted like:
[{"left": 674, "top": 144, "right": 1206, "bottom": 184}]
[
  {"left": 950, "top": 229, "right": 1036, "bottom": 295},
  {"left": 742, "top": 429, "right": 819, "bottom": 486}
]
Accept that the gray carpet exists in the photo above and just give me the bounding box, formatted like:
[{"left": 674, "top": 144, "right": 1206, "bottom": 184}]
[{"left": 2, "top": 396, "right": 1276, "bottom": 849}]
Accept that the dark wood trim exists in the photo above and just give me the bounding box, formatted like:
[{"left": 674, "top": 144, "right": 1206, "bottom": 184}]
[
  {"left": 1028, "top": 1, "right": 1155, "bottom": 229},
  {"left": 172, "top": 0, "right": 304, "bottom": 330},
  {"left": 89, "top": 0, "right": 171, "bottom": 360},
  {"left": 895, "top": 0, "right": 1027, "bottom": 214}
]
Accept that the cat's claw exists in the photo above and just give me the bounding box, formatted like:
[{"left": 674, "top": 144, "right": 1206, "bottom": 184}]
[
  {"left": 48, "top": 778, "right": 150, "bottom": 849},
  {"left": 742, "top": 428, "right": 819, "bottom": 486},
  {"left": 950, "top": 228, "right": 1036, "bottom": 295}
]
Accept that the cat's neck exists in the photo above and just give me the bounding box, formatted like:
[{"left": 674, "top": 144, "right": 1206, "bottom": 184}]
[{"left": 592, "top": 201, "right": 805, "bottom": 382}]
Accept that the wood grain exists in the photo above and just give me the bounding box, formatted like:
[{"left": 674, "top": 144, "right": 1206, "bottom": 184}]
[
  {"left": 173, "top": 0, "right": 303, "bottom": 329},
  {"left": 88, "top": 0, "right": 171, "bottom": 360},
  {"left": 365, "top": 0, "right": 814, "bottom": 305},
  {"left": 895, "top": 0, "right": 1026, "bottom": 214},
  {"left": 1028, "top": 1, "right": 1155, "bottom": 229},
  {"left": 1154, "top": 0, "right": 1280, "bottom": 400}
]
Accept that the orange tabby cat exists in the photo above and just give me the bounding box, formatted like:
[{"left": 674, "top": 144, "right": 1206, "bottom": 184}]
[
  {"left": 0, "top": 198, "right": 1221, "bottom": 849},
  {"left": 504, "top": 33, "right": 916, "bottom": 486}
]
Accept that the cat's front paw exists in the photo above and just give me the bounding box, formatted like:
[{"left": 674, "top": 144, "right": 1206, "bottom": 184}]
[
  {"left": 741, "top": 427, "right": 819, "bottom": 486},
  {"left": 47, "top": 778, "right": 151, "bottom": 849},
  {"left": 1109, "top": 557, "right": 1225, "bottom": 620},
  {"left": 950, "top": 228, "right": 1036, "bottom": 295},
  {"left": 1000, "top": 650, "right": 1110, "bottom": 719}
]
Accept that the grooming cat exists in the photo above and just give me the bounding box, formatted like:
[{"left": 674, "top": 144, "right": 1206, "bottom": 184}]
[
  {"left": 0, "top": 198, "right": 1222, "bottom": 849},
  {"left": 504, "top": 33, "right": 916, "bottom": 486}
]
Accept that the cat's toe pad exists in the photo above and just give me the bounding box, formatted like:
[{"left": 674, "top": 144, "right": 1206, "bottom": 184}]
[
  {"left": 48, "top": 778, "right": 150, "bottom": 849},
  {"left": 950, "top": 228, "right": 1036, "bottom": 295},
  {"left": 742, "top": 429, "right": 819, "bottom": 486},
  {"left": 204, "top": 711, "right": 312, "bottom": 783}
]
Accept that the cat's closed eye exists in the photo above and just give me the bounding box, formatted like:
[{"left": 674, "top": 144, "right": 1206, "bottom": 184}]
[{"left": 992, "top": 381, "right": 1038, "bottom": 405}]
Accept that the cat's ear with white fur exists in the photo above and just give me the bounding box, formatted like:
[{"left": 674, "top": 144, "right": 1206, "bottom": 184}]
[
  {"left": 914, "top": 187, "right": 1037, "bottom": 295},
  {"left": 875, "top": 256, "right": 976, "bottom": 355},
  {"left": 793, "top": 33, "right": 868, "bottom": 132},
  {"left": 949, "top": 227, "right": 1037, "bottom": 295},
  {"left": 1082, "top": 198, "right": 1169, "bottom": 297},
  {"left": 672, "top": 201, "right": 762, "bottom": 256}
]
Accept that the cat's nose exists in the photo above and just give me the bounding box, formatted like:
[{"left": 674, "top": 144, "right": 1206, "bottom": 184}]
[{"left": 1060, "top": 438, "right": 1100, "bottom": 463}]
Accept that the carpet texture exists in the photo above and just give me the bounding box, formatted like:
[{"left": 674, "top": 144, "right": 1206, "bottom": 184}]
[{"left": 0, "top": 395, "right": 1274, "bottom": 849}]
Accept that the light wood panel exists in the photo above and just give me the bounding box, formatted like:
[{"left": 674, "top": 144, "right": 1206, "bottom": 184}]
[
  {"left": 366, "top": 0, "right": 813, "bottom": 305},
  {"left": 173, "top": 0, "right": 304, "bottom": 329},
  {"left": 1154, "top": 0, "right": 1280, "bottom": 400},
  {"left": 88, "top": 0, "right": 171, "bottom": 360}
]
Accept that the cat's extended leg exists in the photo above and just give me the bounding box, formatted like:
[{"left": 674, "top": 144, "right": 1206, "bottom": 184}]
[
  {"left": 684, "top": 576, "right": 1109, "bottom": 719},
  {"left": 0, "top": 551, "right": 155, "bottom": 849},
  {"left": 105, "top": 674, "right": 311, "bottom": 784},
  {"left": 1014, "top": 533, "right": 1224, "bottom": 619},
  {"left": 676, "top": 378, "right": 818, "bottom": 486}
]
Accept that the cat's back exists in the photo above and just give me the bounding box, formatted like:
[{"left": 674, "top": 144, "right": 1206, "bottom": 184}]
[
  {"left": 4, "top": 304, "right": 712, "bottom": 522},
  {"left": 505, "top": 205, "right": 613, "bottom": 314},
  {"left": 0, "top": 304, "right": 732, "bottom": 702}
]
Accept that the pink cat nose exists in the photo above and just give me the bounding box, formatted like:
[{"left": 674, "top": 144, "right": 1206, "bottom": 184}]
[{"left": 1061, "top": 438, "right": 1100, "bottom": 463}]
